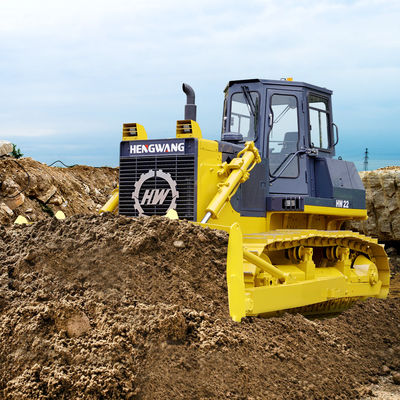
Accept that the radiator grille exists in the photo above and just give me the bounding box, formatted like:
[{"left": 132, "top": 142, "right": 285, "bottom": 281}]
[{"left": 119, "top": 155, "right": 196, "bottom": 220}]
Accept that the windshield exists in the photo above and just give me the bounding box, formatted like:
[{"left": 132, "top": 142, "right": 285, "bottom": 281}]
[{"left": 229, "top": 91, "right": 259, "bottom": 141}]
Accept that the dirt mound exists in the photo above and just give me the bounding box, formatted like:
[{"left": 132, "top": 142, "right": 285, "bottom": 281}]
[
  {"left": 0, "top": 157, "right": 118, "bottom": 225},
  {"left": 1, "top": 214, "right": 399, "bottom": 399}
]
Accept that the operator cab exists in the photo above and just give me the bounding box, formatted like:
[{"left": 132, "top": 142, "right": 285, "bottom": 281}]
[
  {"left": 221, "top": 79, "right": 364, "bottom": 214},
  {"left": 222, "top": 78, "right": 335, "bottom": 153}
]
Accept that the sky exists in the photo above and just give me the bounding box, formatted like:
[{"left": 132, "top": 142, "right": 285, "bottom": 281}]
[{"left": 0, "top": 0, "right": 399, "bottom": 169}]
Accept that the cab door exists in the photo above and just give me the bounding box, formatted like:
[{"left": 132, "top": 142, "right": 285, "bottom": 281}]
[{"left": 266, "top": 89, "right": 308, "bottom": 195}]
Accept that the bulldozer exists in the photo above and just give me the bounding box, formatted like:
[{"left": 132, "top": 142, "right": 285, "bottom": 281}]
[{"left": 101, "top": 78, "right": 389, "bottom": 322}]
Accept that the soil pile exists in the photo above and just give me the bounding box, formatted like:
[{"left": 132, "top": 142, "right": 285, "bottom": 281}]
[
  {"left": 1, "top": 215, "right": 400, "bottom": 400},
  {"left": 0, "top": 157, "right": 118, "bottom": 225}
]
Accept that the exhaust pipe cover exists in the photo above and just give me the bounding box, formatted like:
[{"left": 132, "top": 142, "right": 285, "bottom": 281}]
[{"left": 182, "top": 83, "right": 197, "bottom": 121}]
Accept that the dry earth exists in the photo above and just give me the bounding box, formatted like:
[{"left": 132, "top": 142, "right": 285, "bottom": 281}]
[
  {"left": 0, "top": 215, "right": 399, "bottom": 400},
  {"left": 1, "top": 158, "right": 400, "bottom": 399}
]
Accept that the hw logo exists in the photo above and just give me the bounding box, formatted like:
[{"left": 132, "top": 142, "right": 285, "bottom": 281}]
[
  {"left": 132, "top": 169, "right": 179, "bottom": 216},
  {"left": 141, "top": 188, "right": 170, "bottom": 206}
]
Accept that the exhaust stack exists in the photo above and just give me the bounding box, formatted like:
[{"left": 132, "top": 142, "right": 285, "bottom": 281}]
[{"left": 182, "top": 83, "right": 197, "bottom": 121}]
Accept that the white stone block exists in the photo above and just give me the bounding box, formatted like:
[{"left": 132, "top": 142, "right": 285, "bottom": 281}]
[{"left": 0, "top": 140, "right": 13, "bottom": 156}]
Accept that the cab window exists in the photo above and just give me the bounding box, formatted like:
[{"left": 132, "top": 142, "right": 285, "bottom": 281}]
[
  {"left": 229, "top": 92, "right": 259, "bottom": 141},
  {"left": 221, "top": 95, "right": 227, "bottom": 133},
  {"left": 309, "top": 94, "right": 330, "bottom": 149},
  {"left": 268, "top": 94, "right": 299, "bottom": 178}
]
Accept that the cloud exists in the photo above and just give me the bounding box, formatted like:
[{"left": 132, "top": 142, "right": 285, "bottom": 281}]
[
  {"left": 0, "top": 0, "right": 399, "bottom": 164},
  {"left": 0, "top": 127, "right": 57, "bottom": 138}
]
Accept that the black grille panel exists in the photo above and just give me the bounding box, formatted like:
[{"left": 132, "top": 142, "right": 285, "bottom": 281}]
[{"left": 119, "top": 155, "right": 196, "bottom": 220}]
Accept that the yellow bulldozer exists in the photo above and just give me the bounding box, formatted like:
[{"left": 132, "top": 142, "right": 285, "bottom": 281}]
[{"left": 101, "top": 78, "right": 389, "bottom": 322}]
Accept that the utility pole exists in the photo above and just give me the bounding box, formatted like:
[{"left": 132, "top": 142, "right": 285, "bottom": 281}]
[{"left": 363, "top": 148, "right": 369, "bottom": 171}]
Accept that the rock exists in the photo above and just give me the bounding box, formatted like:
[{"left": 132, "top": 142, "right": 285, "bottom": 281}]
[
  {"left": 382, "top": 365, "right": 391, "bottom": 375},
  {"left": 82, "top": 183, "right": 90, "bottom": 194},
  {"left": 2, "top": 178, "right": 20, "bottom": 194},
  {"left": 0, "top": 141, "right": 13, "bottom": 156},
  {"left": 37, "top": 185, "right": 57, "bottom": 203},
  {"left": 173, "top": 240, "right": 185, "bottom": 248},
  {"left": 35, "top": 290, "right": 49, "bottom": 301},
  {"left": 4, "top": 193, "right": 25, "bottom": 210},
  {"left": 197, "top": 233, "right": 208, "bottom": 242},
  {"left": 48, "top": 194, "right": 64, "bottom": 205},
  {"left": 65, "top": 312, "right": 91, "bottom": 338},
  {"left": 369, "top": 376, "right": 378, "bottom": 384},
  {"left": 392, "top": 372, "right": 400, "bottom": 385},
  {"left": 55, "top": 310, "right": 91, "bottom": 338},
  {"left": 0, "top": 202, "right": 13, "bottom": 216},
  {"left": 24, "top": 250, "right": 37, "bottom": 262}
]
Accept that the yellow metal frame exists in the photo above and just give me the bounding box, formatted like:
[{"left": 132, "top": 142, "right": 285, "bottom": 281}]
[
  {"left": 122, "top": 123, "right": 148, "bottom": 141},
  {"left": 176, "top": 120, "right": 202, "bottom": 139},
  {"left": 99, "top": 187, "right": 119, "bottom": 213},
  {"left": 226, "top": 223, "right": 246, "bottom": 322},
  {"left": 304, "top": 205, "right": 367, "bottom": 219}
]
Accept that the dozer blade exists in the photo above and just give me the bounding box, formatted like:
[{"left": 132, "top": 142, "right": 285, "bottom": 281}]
[{"left": 226, "top": 224, "right": 390, "bottom": 321}]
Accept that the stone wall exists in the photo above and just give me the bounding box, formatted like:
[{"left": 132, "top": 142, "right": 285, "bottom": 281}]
[{"left": 345, "top": 167, "right": 400, "bottom": 242}]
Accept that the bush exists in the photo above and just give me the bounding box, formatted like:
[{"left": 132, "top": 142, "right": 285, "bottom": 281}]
[{"left": 11, "top": 144, "right": 23, "bottom": 159}]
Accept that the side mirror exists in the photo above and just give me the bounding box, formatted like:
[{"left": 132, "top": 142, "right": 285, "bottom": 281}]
[{"left": 221, "top": 132, "right": 244, "bottom": 143}]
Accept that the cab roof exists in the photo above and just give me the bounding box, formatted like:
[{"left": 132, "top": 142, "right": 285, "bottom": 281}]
[{"left": 226, "top": 78, "right": 332, "bottom": 95}]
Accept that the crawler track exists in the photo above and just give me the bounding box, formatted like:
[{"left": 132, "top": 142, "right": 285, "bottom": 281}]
[{"left": 240, "top": 229, "right": 390, "bottom": 316}]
